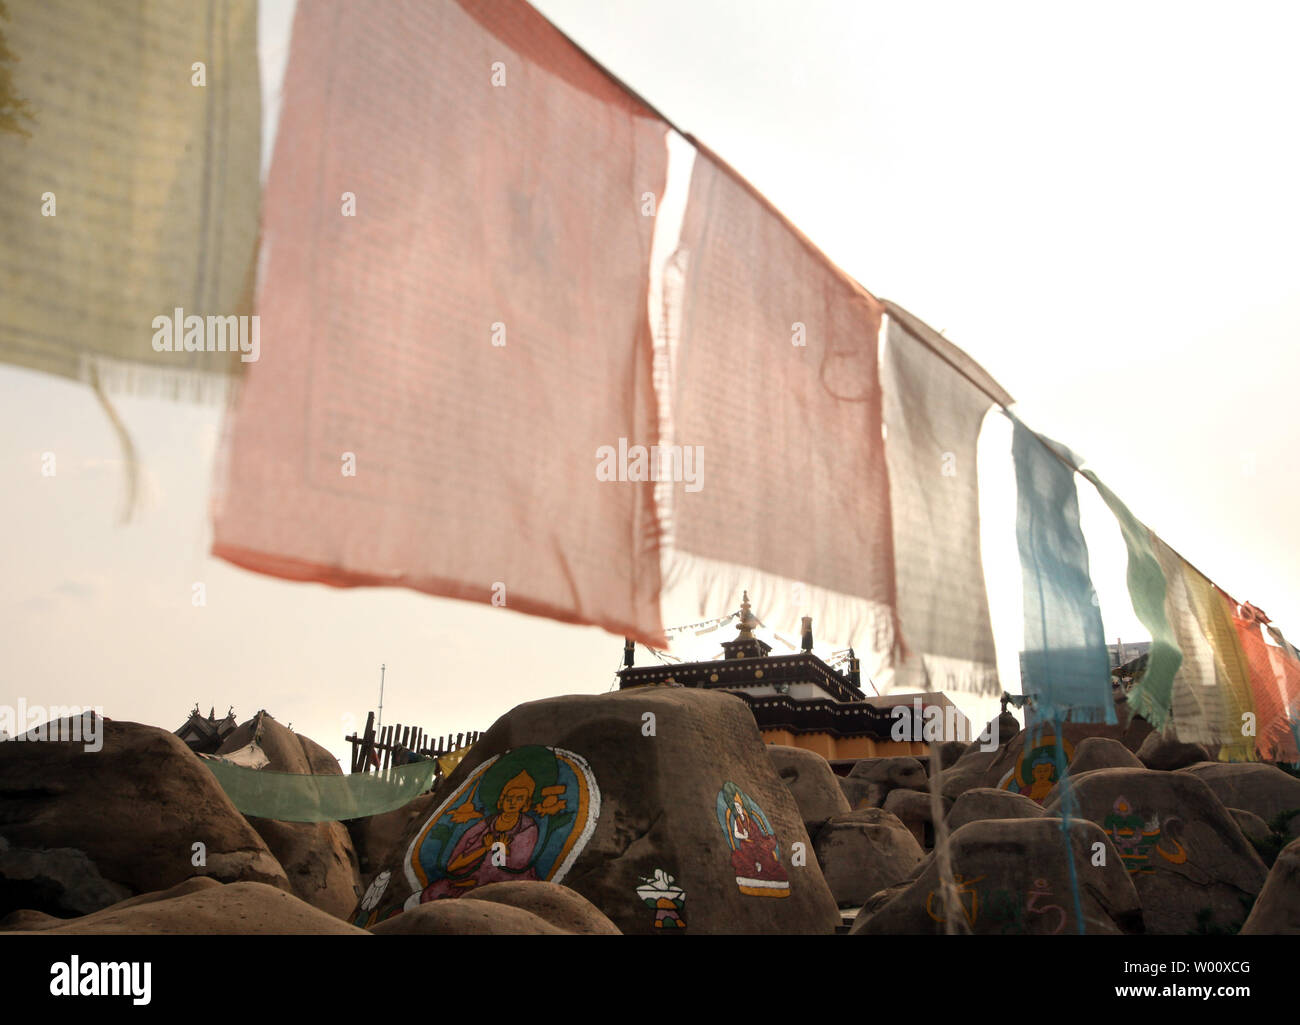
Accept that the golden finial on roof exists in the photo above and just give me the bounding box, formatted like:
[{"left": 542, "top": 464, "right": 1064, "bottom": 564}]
[{"left": 737, "top": 590, "right": 757, "bottom": 639}]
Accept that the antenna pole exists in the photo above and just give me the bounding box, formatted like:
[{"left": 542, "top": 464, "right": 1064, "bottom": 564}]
[{"left": 377, "top": 664, "right": 386, "bottom": 732}]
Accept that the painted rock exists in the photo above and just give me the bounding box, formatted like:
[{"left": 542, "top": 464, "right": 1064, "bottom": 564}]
[
  {"left": 982, "top": 724, "right": 1129, "bottom": 805},
  {"left": 814, "top": 808, "right": 924, "bottom": 907},
  {"left": 1241, "top": 837, "right": 1300, "bottom": 934},
  {"left": 1043, "top": 767, "right": 1268, "bottom": 935},
  {"left": 0, "top": 717, "right": 290, "bottom": 919},
  {"left": 851, "top": 817, "right": 1143, "bottom": 935},
  {"left": 946, "top": 787, "right": 1045, "bottom": 833},
  {"left": 767, "top": 744, "right": 850, "bottom": 835},
  {"left": 217, "top": 713, "right": 363, "bottom": 919},
  {"left": 350, "top": 688, "right": 840, "bottom": 934}
]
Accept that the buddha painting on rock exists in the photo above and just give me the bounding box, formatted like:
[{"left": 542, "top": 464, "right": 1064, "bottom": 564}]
[
  {"left": 419, "top": 768, "right": 543, "bottom": 899},
  {"left": 350, "top": 745, "right": 601, "bottom": 928},
  {"left": 999, "top": 735, "right": 1074, "bottom": 805}
]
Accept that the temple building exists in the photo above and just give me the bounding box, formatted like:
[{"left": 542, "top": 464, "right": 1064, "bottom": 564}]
[
  {"left": 618, "top": 593, "right": 971, "bottom": 761},
  {"left": 174, "top": 705, "right": 238, "bottom": 755}
]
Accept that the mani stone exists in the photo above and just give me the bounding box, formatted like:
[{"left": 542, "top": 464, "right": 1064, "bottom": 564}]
[
  {"left": 851, "top": 817, "right": 1142, "bottom": 935},
  {"left": 1043, "top": 767, "right": 1268, "bottom": 935},
  {"left": 981, "top": 722, "right": 1135, "bottom": 796},
  {"left": 0, "top": 718, "right": 289, "bottom": 919},
  {"left": 1177, "top": 763, "right": 1300, "bottom": 841},
  {"left": 814, "top": 808, "right": 924, "bottom": 907},
  {"left": 1241, "top": 837, "right": 1300, "bottom": 934},
  {"left": 767, "top": 744, "right": 850, "bottom": 837},
  {"left": 217, "top": 713, "right": 363, "bottom": 919},
  {"left": 359, "top": 688, "right": 841, "bottom": 935}
]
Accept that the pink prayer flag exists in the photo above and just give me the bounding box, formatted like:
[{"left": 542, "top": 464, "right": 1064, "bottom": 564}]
[
  {"left": 212, "top": 0, "right": 669, "bottom": 644},
  {"left": 657, "top": 144, "right": 898, "bottom": 657}
]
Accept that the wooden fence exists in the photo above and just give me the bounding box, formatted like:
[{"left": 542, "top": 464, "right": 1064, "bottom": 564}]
[{"left": 345, "top": 710, "right": 481, "bottom": 775}]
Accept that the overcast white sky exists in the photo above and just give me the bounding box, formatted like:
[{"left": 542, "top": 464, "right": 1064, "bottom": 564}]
[{"left": 3, "top": 0, "right": 1297, "bottom": 765}]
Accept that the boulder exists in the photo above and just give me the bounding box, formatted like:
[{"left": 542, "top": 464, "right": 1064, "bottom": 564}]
[
  {"left": 1067, "top": 737, "right": 1143, "bottom": 775},
  {"left": 1, "top": 874, "right": 225, "bottom": 929},
  {"left": 838, "top": 776, "right": 886, "bottom": 810},
  {"left": 1136, "top": 733, "right": 1212, "bottom": 771},
  {"left": 247, "top": 818, "right": 362, "bottom": 919},
  {"left": 840, "top": 756, "right": 927, "bottom": 809},
  {"left": 2, "top": 880, "right": 366, "bottom": 935},
  {"left": 0, "top": 835, "right": 131, "bottom": 917},
  {"left": 881, "top": 788, "right": 950, "bottom": 848},
  {"left": 1241, "top": 837, "right": 1300, "bottom": 934},
  {"left": 348, "top": 793, "right": 438, "bottom": 882},
  {"left": 848, "top": 756, "right": 928, "bottom": 790},
  {"left": 988, "top": 711, "right": 1021, "bottom": 747},
  {"left": 983, "top": 723, "right": 1134, "bottom": 805},
  {"left": 851, "top": 817, "right": 1142, "bottom": 935},
  {"left": 1044, "top": 768, "right": 1268, "bottom": 935},
  {"left": 947, "top": 788, "right": 1046, "bottom": 833},
  {"left": 1178, "top": 763, "right": 1300, "bottom": 840},
  {"left": 369, "top": 899, "right": 564, "bottom": 935},
  {"left": 0, "top": 908, "right": 61, "bottom": 931},
  {"left": 216, "top": 713, "right": 364, "bottom": 918},
  {"left": 463, "top": 881, "right": 621, "bottom": 934},
  {"left": 352, "top": 688, "right": 840, "bottom": 934},
  {"left": 216, "top": 711, "right": 343, "bottom": 774},
  {"left": 767, "top": 745, "right": 851, "bottom": 835},
  {"left": 936, "top": 741, "right": 968, "bottom": 771},
  {"left": 935, "top": 747, "right": 1002, "bottom": 802},
  {"left": 0, "top": 718, "right": 290, "bottom": 919},
  {"left": 814, "top": 808, "right": 925, "bottom": 907}
]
